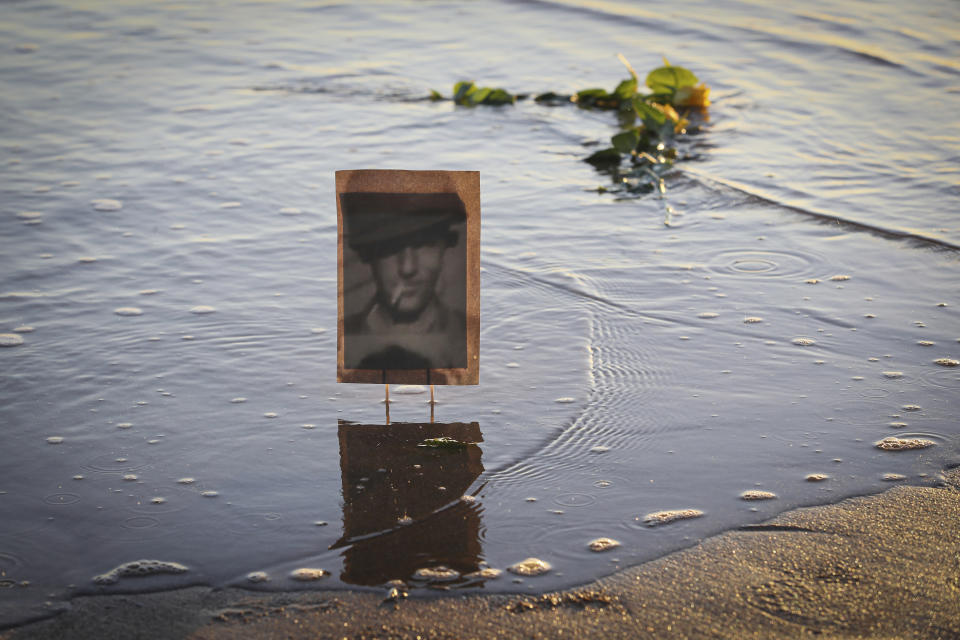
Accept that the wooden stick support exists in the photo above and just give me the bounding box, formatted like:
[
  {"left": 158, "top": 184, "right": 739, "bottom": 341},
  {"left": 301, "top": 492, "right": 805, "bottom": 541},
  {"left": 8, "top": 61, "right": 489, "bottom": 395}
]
[
  {"left": 430, "top": 384, "right": 436, "bottom": 405},
  {"left": 385, "top": 384, "right": 390, "bottom": 405}
]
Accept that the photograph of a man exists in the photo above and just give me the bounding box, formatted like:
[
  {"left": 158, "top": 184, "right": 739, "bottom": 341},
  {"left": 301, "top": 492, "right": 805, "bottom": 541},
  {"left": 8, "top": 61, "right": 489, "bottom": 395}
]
[{"left": 340, "top": 192, "right": 467, "bottom": 371}]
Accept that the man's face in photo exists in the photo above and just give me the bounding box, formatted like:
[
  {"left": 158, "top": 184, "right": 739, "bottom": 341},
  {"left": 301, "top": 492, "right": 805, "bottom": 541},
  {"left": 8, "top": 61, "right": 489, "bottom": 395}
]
[{"left": 371, "top": 235, "right": 445, "bottom": 322}]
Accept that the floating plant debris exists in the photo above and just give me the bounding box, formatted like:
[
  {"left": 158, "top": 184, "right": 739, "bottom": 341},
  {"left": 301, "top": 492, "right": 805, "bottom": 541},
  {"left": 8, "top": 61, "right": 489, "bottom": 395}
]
[
  {"left": 743, "top": 317, "right": 763, "bottom": 324},
  {"left": 0, "top": 334, "right": 25, "bottom": 347},
  {"left": 933, "top": 358, "right": 959, "bottom": 367},
  {"left": 246, "top": 571, "right": 269, "bottom": 583},
  {"left": 642, "top": 509, "right": 703, "bottom": 526},
  {"left": 46, "top": 436, "right": 63, "bottom": 444},
  {"left": 805, "top": 473, "right": 830, "bottom": 482},
  {"left": 113, "top": 307, "right": 143, "bottom": 316},
  {"left": 432, "top": 56, "right": 709, "bottom": 199},
  {"left": 507, "top": 558, "right": 552, "bottom": 576},
  {"left": 739, "top": 490, "right": 777, "bottom": 501},
  {"left": 876, "top": 436, "right": 935, "bottom": 451},
  {"left": 587, "top": 537, "right": 621, "bottom": 552},
  {"left": 792, "top": 337, "right": 816, "bottom": 346},
  {"left": 882, "top": 473, "right": 906, "bottom": 481},
  {"left": 93, "top": 560, "right": 188, "bottom": 585},
  {"left": 290, "top": 568, "right": 328, "bottom": 581},
  {"left": 829, "top": 275, "right": 851, "bottom": 281},
  {"left": 882, "top": 371, "right": 904, "bottom": 379},
  {"left": 418, "top": 437, "right": 469, "bottom": 449}
]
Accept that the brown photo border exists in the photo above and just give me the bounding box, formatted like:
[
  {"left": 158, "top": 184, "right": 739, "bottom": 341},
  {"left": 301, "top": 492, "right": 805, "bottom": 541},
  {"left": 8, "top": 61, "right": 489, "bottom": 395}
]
[{"left": 336, "top": 169, "right": 480, "bottom": 385}]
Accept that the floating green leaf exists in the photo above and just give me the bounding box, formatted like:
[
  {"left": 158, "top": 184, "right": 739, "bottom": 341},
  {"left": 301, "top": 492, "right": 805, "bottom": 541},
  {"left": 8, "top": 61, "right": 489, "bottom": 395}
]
[
  {"left": 611, "top": 128, "right": 641, "bottom": 154},
  {"left": 645, "top": 65, "right": 699, "bottom": 94},
  {"left": 451, "top": 81, "right": 516, "bottom": 106},
  {"left": 613, "top": 77, "right": 638, "bottom": 101}
]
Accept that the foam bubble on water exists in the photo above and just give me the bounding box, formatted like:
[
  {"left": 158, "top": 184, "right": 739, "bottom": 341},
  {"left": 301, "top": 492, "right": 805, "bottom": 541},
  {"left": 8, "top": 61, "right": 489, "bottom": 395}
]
[
  {"left": 201, "top": 490, "right": 218, "bottom": 498},
  {"left": 587, "top": 537, "right": 620, "bottom": 552},
  {"left": 804, "top": 279, "right": 820, "bottom": 284},
  {"left": 393, "top": 385, "right": 426, "bottom": 395},
  {"left": 46, "top": 436, "right": 63, "bottom": 444},
  {"left": 92, "top": 560, "right": 188, "bottom": 585},
  {"left": 917, "top": 341, "right": 935, "bottom": 347},
  {"left": 740, "top": 490, "right": 777, "bottom": 500},
  {"left": 17, "top": 211, "right": 43, "bottom": 221},
  {"left": 246, "top": 571, "right": 269, "bottom": 583},
  {"left": 876, "top": 436, "right": 935, "bottom": 451},
  {"left": 642, "top": 509, "right": 703, "bottom": 526},
  {"left": 116, "top": 423, "right": 133, "bottom": 429},
  {"left": 413, "top": 566, "right": 460, "bottom": 582},
  {"left": 506, "top": 362, "right": 520, "bottom": 368},
  {"left": 177, "top": 478, "right": 195, "bottom": 484},
  {"left": 465, "top": 567, "right": 502, "bottom": 579},
  {"left": 122, "top": 474, "right": 138, "bottom": 481},
  {"left": 13, "top": 326, "right": 34, "bottom": 333},
  {"left": 73, "top": 475, "right": 84, "bottom": 480},
  {"left": 888, "top": 422, "right": 908, "bottom": 428},
  {"left": 310, "top": 328, "right": 326, "bottom": 334},
  {"left": 901, "top": 405, "right": 922, "bottom": 412},
  {"left": 114, "top": 307, "right": 143, "bottom": 316},
  {"left": 507, "top": 558, "right": 552, "bottom": 576},
  {"left": 151, "top": 497, "right": 166, "bottom": 504},
  {"left": 792, "top": 337, "right": 816, "bottom": 346},
  {"left": 78, "top": 257, "right": 98, "bottom": 263},
  {"left": 0, "top": 334, "right": 25, "bottom": 347},
  {"left": 91, "top": 199, "right": 122, "bottom": 211},
  {"left": 934, "top": 358, "right": 959, "bottom": 367},
  {"left": 290, "top": 568, "right": 328, "bottom": 581},
  {"left": 219, "top": 202, "right": 241, "bottom": 209},
  {"left": 230, "top": 397, "right": 247, "bottom": 403},
  {"left": 139, "top": 289, "right": 160, "bottom": 296},
  {"left": 301, "top": 424, "right": 316, "bottom": 429},
  {"left": 805, "top": 473, "right": 829, "bottom": 482},
  {"left": 555, "top": 397, "right": 575, "bottom": 403},
  {"left": 279, "top": 207, "right": 302, "bottom": 215},
  {"left": 590, "top": 446, "right": 611, "bottom": 453},
  {"left": 882, "top": 473, "right": 906, "bottom": 481},
  {"left": 263, "top": 412, "right": 278, "bottom": 418},
  {"left": 882, "top": 371, "right": 903, "bottom": 379},
  {"left": 829, "top": 275, "right": 851, "bottom": 281},
  {"left": 743, "top": 317, "right": 763, "bottom": 324},
  {"left": 697, "top": 312, "right": 719, "bottom": 319},
  {"left": 190, "top": 305, "right": 216, "bottom": 314}
]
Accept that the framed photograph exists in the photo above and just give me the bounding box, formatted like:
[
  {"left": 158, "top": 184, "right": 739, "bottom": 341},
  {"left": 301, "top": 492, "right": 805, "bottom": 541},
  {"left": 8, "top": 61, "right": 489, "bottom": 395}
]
[{"left": 337, "top": 170, "right": 480, "bottom": 384}]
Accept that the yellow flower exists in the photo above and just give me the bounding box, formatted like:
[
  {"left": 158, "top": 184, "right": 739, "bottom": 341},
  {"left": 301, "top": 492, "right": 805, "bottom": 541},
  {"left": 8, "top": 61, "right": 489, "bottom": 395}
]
[{"left": 673, "top": 83, "right": 710, "bottom": 108}]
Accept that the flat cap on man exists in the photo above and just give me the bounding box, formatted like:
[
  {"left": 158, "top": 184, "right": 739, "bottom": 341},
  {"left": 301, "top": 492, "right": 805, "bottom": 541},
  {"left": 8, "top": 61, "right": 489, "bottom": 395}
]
[{"left": 340, "top": 192, "right": 465, "bottom": 253}]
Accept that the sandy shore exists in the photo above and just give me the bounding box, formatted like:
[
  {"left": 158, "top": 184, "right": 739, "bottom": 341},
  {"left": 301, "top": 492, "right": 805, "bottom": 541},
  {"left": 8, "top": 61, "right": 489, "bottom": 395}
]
[{"left": 5, "top": 468, "right": 959, "bottom": 640}]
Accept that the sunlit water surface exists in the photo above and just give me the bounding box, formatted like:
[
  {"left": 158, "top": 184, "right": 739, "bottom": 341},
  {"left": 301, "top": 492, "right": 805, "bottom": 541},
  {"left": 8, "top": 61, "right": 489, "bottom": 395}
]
[{"left": 1, "top": 0, "right": 959, "bottom": 628}]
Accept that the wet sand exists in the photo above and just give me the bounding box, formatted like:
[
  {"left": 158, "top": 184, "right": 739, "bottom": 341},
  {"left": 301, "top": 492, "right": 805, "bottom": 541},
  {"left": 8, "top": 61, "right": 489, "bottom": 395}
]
[{"left": 5, "top": 467, "right": 958, "bottom": 640}]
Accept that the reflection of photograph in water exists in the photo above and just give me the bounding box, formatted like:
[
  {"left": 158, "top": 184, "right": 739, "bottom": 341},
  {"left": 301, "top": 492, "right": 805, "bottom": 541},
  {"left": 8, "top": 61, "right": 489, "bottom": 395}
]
[
  {"left": 341, "top": 192, "right": 467, "bottom": 371},
  {"left": 332, "top": 420, "right": 483, "bottom": 586}
]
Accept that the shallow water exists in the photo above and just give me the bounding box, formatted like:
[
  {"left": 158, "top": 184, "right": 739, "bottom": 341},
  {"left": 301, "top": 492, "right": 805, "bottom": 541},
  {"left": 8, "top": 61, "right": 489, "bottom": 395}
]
[{"left": 1, "top": 0, "right": 959, "bottom": 627}]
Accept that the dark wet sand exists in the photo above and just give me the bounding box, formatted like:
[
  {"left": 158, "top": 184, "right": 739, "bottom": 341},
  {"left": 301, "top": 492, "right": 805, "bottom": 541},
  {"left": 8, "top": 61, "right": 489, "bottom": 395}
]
[{"left": 5, "top": 468, "right": 959, "bottom": 640}]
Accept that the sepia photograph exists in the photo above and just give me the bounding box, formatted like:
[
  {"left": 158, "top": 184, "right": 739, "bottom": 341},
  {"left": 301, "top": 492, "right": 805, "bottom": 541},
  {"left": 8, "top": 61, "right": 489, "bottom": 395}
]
[{"left": 337, "top": 170, "right": 480, "bottom": 384}]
